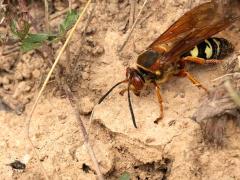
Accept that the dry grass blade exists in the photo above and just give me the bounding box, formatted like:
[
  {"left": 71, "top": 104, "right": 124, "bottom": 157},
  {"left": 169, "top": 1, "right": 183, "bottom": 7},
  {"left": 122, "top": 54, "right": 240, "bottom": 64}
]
[
  {"left": 129, "top": 0, "right": 135, "bottom": 28},
  {"left": 87, "top": 104, "right": 98, "bottom": 133},
  {"left": 50, "top": 3, "right": 79, "bottom": 20},
  {"left": 212, "top": 73, "right": 240, "bottom": 81},
  {"left": 224, "top": 80, "right": 240, "bottom": 106},
  {"left": 118, "top": 0, "right": 149, "bottom": 52},
  {"left": 63, "top": 84, "right": 104, "bottom": 180},
  {"left": 25, "top": 0, "right": 92, "bottom": 179},
  {"left": 44, "top": 0, "right": 50, "bottom": 32}
]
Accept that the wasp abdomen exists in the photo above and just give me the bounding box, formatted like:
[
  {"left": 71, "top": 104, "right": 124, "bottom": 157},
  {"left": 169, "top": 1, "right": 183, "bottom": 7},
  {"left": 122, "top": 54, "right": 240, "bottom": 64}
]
[{"left": 183, "top": 38, "right": 234, "bottom": 59}]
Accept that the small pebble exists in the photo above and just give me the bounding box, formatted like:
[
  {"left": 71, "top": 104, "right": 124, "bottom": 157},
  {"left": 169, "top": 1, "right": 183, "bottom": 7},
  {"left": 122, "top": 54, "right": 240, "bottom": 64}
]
[
  {"left": 79, "top": 96, "right": 94, "bottom": 115},
  {"left": 179, "top": 92, "right": 185, "bottom": 98},
  {"left": 58, "top": 113, "right": 67, "bottom": 120},
  {"left": 85, "top": 26, "right": 96, "bottom": 35},
  {"left": 32, "top": 69, "right": 41, "bottom": 79},
  {"left": 22, "top": 68, "right": 31, "bottom": 79},
  {"left": 145, "top": 138, "right": 155, "bottom": 144},
  {"left": 2, "top": 76, "right": 10, "bottom": 84},
  {"left": 7, "top": 160, "right": 26, "bottom": 170},
  {"left": 3, "top": 84, "right": 11, "bottom": 91},
  {"left": 92, "top": 46, "right": 104, "bottom": 56},
  {"left": 81, "top": 72, "right": 89, "bottom": 80}
]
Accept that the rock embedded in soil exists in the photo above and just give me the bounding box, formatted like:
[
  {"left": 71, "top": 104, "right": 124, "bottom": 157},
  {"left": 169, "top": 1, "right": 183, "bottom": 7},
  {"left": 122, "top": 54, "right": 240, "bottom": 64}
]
[
  {"left": 13, "top": 82, "right": 32, "bottom": 99},
  {"left": 79, "top": 96, "right": 94, "bottom": 115},
  {"left": 81, "top": 72, "right": 89, "bottom": 80},
  {"left": 32, "top": 69, "right": 41, "bottom": 79},
  {"left": 193, "top": 75, "right": 240, "bottom": 145},
  {"left": 1, "top": 76, "right": 10, "bottom": 85},
  {"left": 75, "top": 140, "right": 114, "bottom": 175}
]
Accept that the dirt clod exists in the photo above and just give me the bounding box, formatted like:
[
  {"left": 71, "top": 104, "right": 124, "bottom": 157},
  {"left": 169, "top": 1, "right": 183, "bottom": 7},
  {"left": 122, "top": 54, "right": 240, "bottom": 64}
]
[
  {"left": 79, "top": 96, "right": 94, "bottom": 115},
  {"left": 75, "top": 140, "right": 114, "bottom": 175},
  {"left": 193, "top": 74, "right": 240, "bottom": 145}
]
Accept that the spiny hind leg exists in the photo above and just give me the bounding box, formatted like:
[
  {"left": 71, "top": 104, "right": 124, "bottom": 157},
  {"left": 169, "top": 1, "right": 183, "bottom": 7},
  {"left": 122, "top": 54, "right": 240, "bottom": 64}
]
[
  {"left": 182, "top": 56, "right": 224, "bottom": 64},
  {"left": 176, "top": 69, "right": 208, "bottom": 93},
  {"left": 153, "top": 81, "right": 164, "bottom": 124}
]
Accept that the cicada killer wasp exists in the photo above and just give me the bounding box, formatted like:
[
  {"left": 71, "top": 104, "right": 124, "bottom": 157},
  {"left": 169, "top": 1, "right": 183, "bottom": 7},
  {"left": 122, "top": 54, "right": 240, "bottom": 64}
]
[{"left": 98, "top": 0, "right": 240, "bottom": 128}]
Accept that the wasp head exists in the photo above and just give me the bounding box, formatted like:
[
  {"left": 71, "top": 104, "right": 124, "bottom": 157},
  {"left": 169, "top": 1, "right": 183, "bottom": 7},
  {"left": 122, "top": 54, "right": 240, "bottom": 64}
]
[
  {"left": 125, "top": 67, "right": 145, "bottom": 96},
  {"left": 98, "top": 67, "right": 144, "bottom": 128}
]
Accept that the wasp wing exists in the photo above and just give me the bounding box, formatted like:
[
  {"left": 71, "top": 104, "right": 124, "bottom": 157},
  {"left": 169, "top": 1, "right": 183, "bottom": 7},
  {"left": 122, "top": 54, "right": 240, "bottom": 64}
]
[
  {"left": 162, "top": 16, "right": 239, "bottom": 64},
  {"left": 148, "top": 1, "right": 219, "bottom": 51}
]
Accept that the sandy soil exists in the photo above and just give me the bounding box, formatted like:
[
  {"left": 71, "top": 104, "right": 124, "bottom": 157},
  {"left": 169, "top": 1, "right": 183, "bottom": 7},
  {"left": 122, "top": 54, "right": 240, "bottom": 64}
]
[{"left": 1, "top": 0, "right": 240, "bottom": 179}]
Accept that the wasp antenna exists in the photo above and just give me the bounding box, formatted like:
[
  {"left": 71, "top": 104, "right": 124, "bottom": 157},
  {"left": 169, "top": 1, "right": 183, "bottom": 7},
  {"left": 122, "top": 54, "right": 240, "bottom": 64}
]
[
  {"left": 98, "top": 80, "right": 127, "bottom": 104},
  {"left": 127, "top": 82, "right": 137, "bottom": 128}
]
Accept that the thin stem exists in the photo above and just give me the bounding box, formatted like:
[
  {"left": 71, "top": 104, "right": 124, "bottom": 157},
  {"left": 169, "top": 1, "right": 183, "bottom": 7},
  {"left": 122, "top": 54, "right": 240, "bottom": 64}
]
[
  {"left": 224, "top": 80, "right": 240, "bottom": 107},
  {"left": 44, "top": 0, "right": 50, "bottom": 33},
  {"left": 118, "top": 0, "right": 149, "bottom": 52},
  {"left": 63, "top": 84, "right": 104, "bottom": 180},
  {"left": 25, "top": 1, "right": 92, "bottom": 179}
]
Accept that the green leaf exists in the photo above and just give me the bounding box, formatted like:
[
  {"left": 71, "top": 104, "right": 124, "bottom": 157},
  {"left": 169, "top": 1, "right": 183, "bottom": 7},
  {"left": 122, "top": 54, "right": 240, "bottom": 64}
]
[
  {"left": 10, "top": 20, "right": 30, "bottom": 40},
  {"left": 47, "top": 34, "right": 58, "bottom": 41},
  {"left": 19, "top": 21, "right": 31, "bottom": 39},
  {"left": 23, "top": 33, "right": 49, "bottom": 43},
  {"left": 20, "top": 33, "right": 58, "bottom": 52},
  {"left": 119, "top": 172, "right": 131, "bottom": 180},
  {"left": 21, "top": 41, "right": 42, "bottom": 52},
  {"left": 10, "top": 20, "right": 18, "bottom": 36},
  {"left": 21, "top": 33, "right": 49, "bottom": 52},
  {"left": 59, "top": 10, "right": 79, "bottom": 33},
  {"left": 20, "top": 33, "right": 48, "bottom": 52}
]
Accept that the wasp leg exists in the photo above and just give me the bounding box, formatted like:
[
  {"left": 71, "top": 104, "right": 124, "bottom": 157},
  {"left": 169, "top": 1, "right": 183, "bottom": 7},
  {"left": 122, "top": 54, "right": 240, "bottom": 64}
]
[
  {"left": 182, "top": 56, "right": 224, "bottom": 64},
  {"left": 153, "top": 81, "right": 164, "bottom": 124},
  {"left": 177, "top": 70, "right": 208, "bottom": 93},
  {"left": 119, "top": 88, "right": 127, "bottom": 96}
]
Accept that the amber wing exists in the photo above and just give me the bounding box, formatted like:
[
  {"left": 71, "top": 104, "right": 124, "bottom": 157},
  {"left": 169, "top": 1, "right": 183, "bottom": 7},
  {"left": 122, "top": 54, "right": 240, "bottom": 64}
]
[
  {"left": 163, "top": 16, "right": 239, "bottom": 64},
  {"left": 148, "top": 0, "right": 239, "bottom": 53},
  {"left": 147, "top": 0, "right": 239, "bottom": 67},
  {"left": 148, "top": 1, "right": 218, "bottom": 50}
]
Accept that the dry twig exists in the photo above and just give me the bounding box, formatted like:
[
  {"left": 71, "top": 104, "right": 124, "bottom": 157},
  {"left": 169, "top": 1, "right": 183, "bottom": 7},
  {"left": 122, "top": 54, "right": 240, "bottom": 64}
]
[
  {"left": 63, "top": 84, "right": 104, "bottom": 180},
  {"left": 50, "top": 3, "right": 79, "bottom": 20},
  {"left": 212, "top": 72, "right": 240, "bottom": 82},
  {"left": 42, "top": 2, "right": 102, "bottom": 178},
  {"left": 87, "top": 103, "right": 98, "bottom": 132},
  {"left": 224, "top": 80, "right": 240, "bottom": 106},
  {"left": 44, "top": 0, "right": 50, "bottom": 32},
  {"left": 138, "top": 12, "right": 153, "bottom": 26},
  {"left": 83, "top": 3, "right": 96, "bottom": 39},
  {"left": 129, "top": 0, "right": 135, "bottom": 28},
  {"left": 25, "top": 1, "right": 92, "bottom": 179},
  {"left": 118, "top": 0, "right": 149, "bottom": 52}
]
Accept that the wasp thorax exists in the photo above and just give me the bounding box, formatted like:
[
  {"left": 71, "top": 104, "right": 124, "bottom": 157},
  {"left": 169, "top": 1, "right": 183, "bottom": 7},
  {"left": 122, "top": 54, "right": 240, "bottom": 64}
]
[{"left": 137, "top": 50, "right": 160, "bottom": 69}]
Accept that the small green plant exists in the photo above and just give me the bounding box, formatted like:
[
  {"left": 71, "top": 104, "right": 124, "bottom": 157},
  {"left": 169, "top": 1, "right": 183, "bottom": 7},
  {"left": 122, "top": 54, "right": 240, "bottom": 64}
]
[
  {"left": 10, "top": 10, "right": 79, "bottom": 52},
  {"left": 119, "top": 171, "right": 131, "bottom": 180},
  {"left": 59, "top": 10, "right": 78, "bottom": 34}
]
